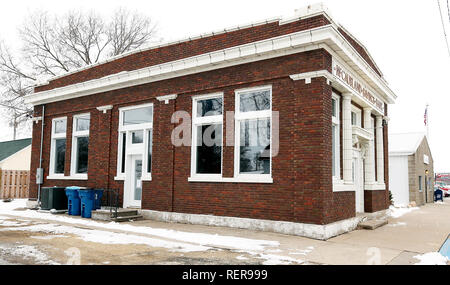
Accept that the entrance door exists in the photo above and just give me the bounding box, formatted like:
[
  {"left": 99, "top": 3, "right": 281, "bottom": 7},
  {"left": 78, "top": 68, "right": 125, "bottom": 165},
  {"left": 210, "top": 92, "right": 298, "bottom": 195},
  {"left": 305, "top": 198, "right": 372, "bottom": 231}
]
[
  {"left": 354, "top": 150, "right": 364, "bottom": 213},
  {"left": 125, "top": 154, "right": 143, "bottom": 208}
]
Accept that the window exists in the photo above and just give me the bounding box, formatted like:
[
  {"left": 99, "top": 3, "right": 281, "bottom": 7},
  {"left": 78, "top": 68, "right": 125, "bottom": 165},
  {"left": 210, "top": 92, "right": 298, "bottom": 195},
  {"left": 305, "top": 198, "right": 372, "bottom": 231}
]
[
  {"left": 235, "top": 86, "right": 272, "bottom": 180},
  {"left": 332, "top": 93, "right": 340, "bottom": 179},
  {"left": 49, "top": 117, "right": 67, "bottom": 176},
  {"left": 71, "top": 114, "right": 90, "bottom": 177},
  {"left": 351, "top": 106, "right": 361, "bottom": 127},
  {"left": 419, "top": 176, "right": 423, "bottom": 191},
  {"left": 191, "top": 93, "right": 223, "bottom": 178},
  {"left": 117, "top": 104, "right": 153, "bottom": 180}
]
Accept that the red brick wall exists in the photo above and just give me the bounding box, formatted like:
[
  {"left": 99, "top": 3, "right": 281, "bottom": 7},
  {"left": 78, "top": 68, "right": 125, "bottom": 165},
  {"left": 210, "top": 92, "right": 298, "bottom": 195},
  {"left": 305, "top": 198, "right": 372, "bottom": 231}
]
[
  {"left": 30, "top": 48, "right": 360, "bottom": 225},
  {"left": 35, "top": 15, "right": 331, "bottom": 93}
]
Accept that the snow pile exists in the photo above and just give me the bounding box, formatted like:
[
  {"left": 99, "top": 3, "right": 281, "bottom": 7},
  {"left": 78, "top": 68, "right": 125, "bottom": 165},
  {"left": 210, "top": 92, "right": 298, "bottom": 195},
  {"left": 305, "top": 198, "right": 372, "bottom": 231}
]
[
  {"left": 414, "top": 252, "right": 449, "bottom": 265},
  {"left": 0, "top": 244, "right": 59, "bottom": 265},
  {"left": 387, "top": 205, "right": 419, "bottom": 218}
]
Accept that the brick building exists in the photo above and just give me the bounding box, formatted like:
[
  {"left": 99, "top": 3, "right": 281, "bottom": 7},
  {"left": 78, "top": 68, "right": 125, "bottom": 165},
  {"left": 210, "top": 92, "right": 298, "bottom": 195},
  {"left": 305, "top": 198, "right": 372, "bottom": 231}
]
[{"left": 25, "top": 4, "right": 397, "bottom": 239}]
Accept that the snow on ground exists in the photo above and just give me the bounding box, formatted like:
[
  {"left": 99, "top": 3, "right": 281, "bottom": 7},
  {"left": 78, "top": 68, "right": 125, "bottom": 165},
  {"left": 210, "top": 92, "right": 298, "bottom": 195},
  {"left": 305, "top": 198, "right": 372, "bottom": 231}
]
[
  {"left": 0, "top": 223, "right": 210, "bottom": 252},
  {"left": 289, "top": 246, "right": 314, "bottom": 256},
  {"left": 0, "top": 244, "right": 59, "bottom": 265},
  {"left": 0, "top": 199, "right": 278, "bottom": 252},
  {"left": 0, "top": 199, "right": 306, "bottom": 264},
  {"left": 387, "top": 205, "right": 419, "bottom": 219},
  {"left": 387, "top": 222, "right": 407, "bottom": 227},
  {"left": 414, "top": 252, "right": 449, "bottom": 265}
]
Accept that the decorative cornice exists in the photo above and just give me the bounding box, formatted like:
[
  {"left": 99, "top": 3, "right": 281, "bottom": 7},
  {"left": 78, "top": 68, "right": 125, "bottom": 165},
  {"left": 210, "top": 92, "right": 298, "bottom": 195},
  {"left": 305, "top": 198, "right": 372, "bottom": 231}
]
[
  {"left": 156, "top": 94, "right": 178, "bottom": 104},
  {"left": 289, "top": 70, "right": 334, "bottom": 85},
  {"left": 96, "top": 105, "right": 113, "bottom": 113}
]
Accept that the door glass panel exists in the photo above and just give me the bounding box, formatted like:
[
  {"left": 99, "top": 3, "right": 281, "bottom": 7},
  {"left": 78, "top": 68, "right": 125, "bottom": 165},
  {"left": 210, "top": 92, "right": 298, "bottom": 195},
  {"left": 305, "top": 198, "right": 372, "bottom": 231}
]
[
  {"left": 134, "top": 159, "right": 142, "bottom": 201},
  {"left": 132, "top": 131, "right": 144, "bottom": 144}
]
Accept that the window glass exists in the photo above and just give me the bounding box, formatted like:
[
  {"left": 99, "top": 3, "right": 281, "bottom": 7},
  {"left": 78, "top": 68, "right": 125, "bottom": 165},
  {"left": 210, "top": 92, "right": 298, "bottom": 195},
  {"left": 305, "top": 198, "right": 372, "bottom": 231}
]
[
  {"left": 240, "top": 90, "right": 270, "bottom": 112},
  {"left": 332, "top": 125, "right": 336, "bottom": 177},
  {"left": 239, "top": 119, "right": 270, "bottom": 174},
  {"left": 197, "top": 98, "right": 223, "bottom": 117},
  {"left": 351, "top": 112, "right": 357, "bottom": 126},
  {"left": 147, "top": 130, "right": 153, "bottom": 173},
  {"left": 54, "top": 139, "right": 66, "bottom": 174},
  {"left": 121, "top": 133, "right": 126, "bottom": 173},
  {"left": 332, "top": 99, "right": 336, "bottom": 117},
  {"left": 54, "top": 120, "right": 66, "bottom": 134},
  {"left": 196, "top": 124, "right": 222, "bottom": 174},
  {"left": 132, "top": 131, "right": 144, "bottom": 144},
  {"left": 123, "top": 107, "right": 153, "bottom": 125},
  {"left": 76, "top": 137, "right": 89, "bottom": 173},
  {"left": 76, "top": 117, "right": 90, "bottom": 132},
  {"left": 419, "top": 176, "right": 423, "bottom": 191}
]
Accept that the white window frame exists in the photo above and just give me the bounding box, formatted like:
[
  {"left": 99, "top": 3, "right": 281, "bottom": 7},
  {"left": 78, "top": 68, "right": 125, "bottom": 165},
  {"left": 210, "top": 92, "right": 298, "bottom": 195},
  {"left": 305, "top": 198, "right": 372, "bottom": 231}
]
[
  {"left": 332, "top": 93, "right": 341, "bottom": 181},
  {"left": 70, "top": 113, "right": 90, "bottom": 179},
  {"left": 234, "top": 85, "right": 273, "bottom": 183},
  {"left": 48, "top": 117, "right": 67, "bottom": 178},
  {"left": 189, "top": 93, "right": 224, "bottom": 181},
  {"left": 116, "top": 103, "right": 153, "bottom": 181}
]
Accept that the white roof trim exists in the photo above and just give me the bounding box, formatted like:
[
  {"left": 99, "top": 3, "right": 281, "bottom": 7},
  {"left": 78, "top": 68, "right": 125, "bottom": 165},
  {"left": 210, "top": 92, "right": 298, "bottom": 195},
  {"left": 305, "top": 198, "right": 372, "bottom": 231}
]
[{"left": 25, "top": 25, "right": 397, "bottom": 106}]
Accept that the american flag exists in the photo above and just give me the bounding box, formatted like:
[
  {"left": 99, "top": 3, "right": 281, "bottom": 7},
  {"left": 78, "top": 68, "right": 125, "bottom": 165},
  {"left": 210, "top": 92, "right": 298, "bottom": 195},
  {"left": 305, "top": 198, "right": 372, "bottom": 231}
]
[{"left": 424, "top": 106, "right": 428, "bottom": 126}]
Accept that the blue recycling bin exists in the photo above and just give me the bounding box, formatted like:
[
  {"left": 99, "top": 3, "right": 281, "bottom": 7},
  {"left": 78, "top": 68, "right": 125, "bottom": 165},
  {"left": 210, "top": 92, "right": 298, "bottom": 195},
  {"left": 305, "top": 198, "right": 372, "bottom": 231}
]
[
  {"left": 94, "top": 189, "right": 104, "bottom": 210},
  {"left": 79, "top": 190, "right": 96, "bottom": 218},
  {"left": 435, "top": 189, "right": 444, "bottom": 202},
  {"left": 65, "top": 187, "right": 81, "bottom": 216}
]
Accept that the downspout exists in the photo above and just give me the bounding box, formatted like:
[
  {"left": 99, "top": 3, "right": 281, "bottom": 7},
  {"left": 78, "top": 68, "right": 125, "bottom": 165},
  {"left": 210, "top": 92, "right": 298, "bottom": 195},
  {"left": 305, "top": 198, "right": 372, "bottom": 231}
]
[{"left": 37, "top": 105, "right": 45, "bottom": 206}]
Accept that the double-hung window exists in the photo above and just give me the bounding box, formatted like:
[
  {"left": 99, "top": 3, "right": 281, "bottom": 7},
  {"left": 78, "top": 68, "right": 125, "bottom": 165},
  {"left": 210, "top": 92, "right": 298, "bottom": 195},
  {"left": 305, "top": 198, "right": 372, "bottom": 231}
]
[
  {"left": 332, "top": 93, "right": 340, "bottom": 180},
  {"left": 235, "top": 86, "right": 272, "bottom": 182},
  {"left": 191, "top": 93, "right": 223, "bottom": 179},
  {"left": 117, "top": 103, "right": 153, "bottom": 180},
  {"left": 49, "top": 117, "right": 67, "bottom": 177},
  {"left": 71, "top": 114, "right": 90, "bottom": 178}
]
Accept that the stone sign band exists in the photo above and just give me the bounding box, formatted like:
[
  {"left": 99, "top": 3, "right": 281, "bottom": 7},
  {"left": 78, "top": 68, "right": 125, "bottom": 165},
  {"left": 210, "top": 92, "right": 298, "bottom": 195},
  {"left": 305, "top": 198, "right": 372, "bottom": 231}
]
[{"left": 333, "top": 61, "right": 385, "bottom": 113}]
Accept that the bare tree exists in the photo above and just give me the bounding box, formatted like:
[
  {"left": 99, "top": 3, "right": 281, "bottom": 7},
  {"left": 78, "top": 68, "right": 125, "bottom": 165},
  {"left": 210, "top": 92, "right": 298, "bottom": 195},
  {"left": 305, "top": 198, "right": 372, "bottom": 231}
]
[{"left": 0, "top": 8, "right": 158, "bottom": 139}]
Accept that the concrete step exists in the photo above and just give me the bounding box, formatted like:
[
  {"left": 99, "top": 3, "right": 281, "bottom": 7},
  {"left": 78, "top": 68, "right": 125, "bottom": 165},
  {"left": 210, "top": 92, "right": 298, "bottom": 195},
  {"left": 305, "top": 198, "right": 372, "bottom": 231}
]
[
  {"left": 358, "top": 219, "right": 388, "bottom": 230},
  {"left": 91, "top": 209, "right": 139, "bottom": 221},
  {"left": 113, "top": 215, "right": 143, "bottom": 222}
]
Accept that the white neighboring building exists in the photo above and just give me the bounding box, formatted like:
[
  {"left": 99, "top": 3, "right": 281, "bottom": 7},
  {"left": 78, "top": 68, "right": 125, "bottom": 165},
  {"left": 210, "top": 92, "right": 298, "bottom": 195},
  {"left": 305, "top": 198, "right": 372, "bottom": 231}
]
[
  {"left": 389, "top": 133, "right": 434, "bottom": 206},
  {"left": 0, "top": 138, "right": 32, "bottom": 171}
]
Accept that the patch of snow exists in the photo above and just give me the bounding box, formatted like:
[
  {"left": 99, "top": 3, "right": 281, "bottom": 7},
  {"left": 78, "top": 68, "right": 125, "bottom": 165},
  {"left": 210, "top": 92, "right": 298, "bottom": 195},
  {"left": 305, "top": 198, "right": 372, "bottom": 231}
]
[
  {"left": 30, "top": 235, "right": 69, "bottom": 240},
  {"left": 289, "top": 246, "right": 314, "bottom": 256},
  {"left": 236, "top": 255, "right": 249, "bottom": 260},
  {"left": 0, "top": 244, "right": 59, "bottom": 265},
  {"left": 414, "top": 252, "right": 449, "bottom": 265},
  {"left": 387, "top": 222, "right": 407, "bottom": 227},
  {"left": 239, "top": 250, "right": 305, "bottom": 265},
  {"left": 387, "top": 205, "right": 419, "bottom": 218}
]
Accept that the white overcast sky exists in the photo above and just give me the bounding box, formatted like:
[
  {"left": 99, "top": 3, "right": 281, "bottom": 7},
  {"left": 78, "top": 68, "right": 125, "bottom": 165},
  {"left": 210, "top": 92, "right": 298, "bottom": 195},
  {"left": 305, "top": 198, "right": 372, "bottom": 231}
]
[{"left": 0, "top": 0, "right": 449, "bottom": 171}]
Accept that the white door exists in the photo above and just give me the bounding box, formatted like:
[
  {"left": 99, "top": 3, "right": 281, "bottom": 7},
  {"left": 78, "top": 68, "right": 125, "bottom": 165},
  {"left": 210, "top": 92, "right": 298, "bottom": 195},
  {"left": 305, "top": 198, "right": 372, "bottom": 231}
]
[
  {"left": 124, "top": 154, "right": 143, "bottom": 208},
  {"left": 354, "top": 150, "right": 365, "bottom": 213}
]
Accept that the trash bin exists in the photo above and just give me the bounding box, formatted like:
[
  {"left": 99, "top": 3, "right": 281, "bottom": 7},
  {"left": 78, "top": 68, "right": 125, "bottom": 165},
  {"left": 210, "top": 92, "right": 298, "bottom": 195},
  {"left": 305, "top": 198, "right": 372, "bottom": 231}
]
[
  {"left": 65, "top": 187, "right": 82, "bottom": 216},
  {"left": 94, "top": 189, "right": 104, "bottom": 210},
  {"left": 40, "top": 187, "right": 67, "bottom": 210},
  {"left": 79, "top": 190, "right": 96, "bottom": 218},
  {"left": 435, "top": 188, "right": 444, "bottom": 202}
]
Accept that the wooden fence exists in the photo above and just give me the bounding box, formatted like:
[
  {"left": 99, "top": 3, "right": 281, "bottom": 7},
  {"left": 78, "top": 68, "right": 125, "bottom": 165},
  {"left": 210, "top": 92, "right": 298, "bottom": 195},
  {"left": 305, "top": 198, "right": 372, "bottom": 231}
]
[{"left": 0, "top": 170, "right": 30, "bottom": 199}]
